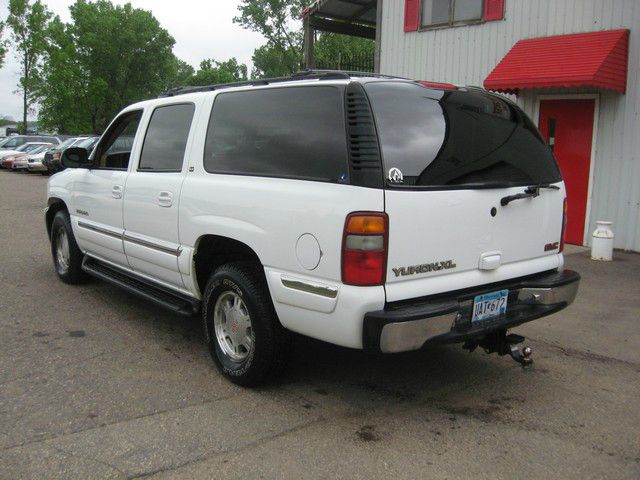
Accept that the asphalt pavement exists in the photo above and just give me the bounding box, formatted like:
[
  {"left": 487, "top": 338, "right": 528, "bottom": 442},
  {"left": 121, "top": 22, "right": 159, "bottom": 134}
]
[{"left": 0, "top": 170, "right": 638, "bottom": 479}]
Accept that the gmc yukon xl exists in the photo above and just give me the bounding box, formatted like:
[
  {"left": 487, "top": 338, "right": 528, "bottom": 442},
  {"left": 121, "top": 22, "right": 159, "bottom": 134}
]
[{"left": 46, "top": 71, "right": 580, "bottom": 385}]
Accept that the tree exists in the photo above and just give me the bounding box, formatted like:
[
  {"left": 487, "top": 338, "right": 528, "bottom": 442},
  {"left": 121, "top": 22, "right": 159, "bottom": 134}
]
[
  {"left": 37, "top": 0, "right": 178, "bottom": 134},
  {"left": 169, "top": 59, "right": 195, "bottom": 89},
  {"left": 251, "top": 44, "right": 300, "bottom": 78},
  {"left": 5, "top": 0, "right": 52, "bottom": 133},
  {"left": 314, "top": 33, "right": 375, "bottom": 70},
  {"left": 0, "top": 22, "right": 7, "bottom": 67},
  {"left": 234, "top": 0, "right": 375, "bottom": 78},
  {"left": 183, "top": 58, "right": 248, "bottom": 87}
]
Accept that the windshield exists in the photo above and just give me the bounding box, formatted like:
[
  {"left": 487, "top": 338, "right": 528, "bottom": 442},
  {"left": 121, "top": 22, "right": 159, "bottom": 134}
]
[
  {"left": 30, "top": 145, "right": 50, "bottom": 154},
  {"left": 21, "top": 144, "right": 46, "bottom": 153},
  {"left": 365, "top": 82, "right": 562, "bottom": 188},
  {"left": 76, "top": 137, "right": 97, "bottom": 149},
  {"left": 58, "top": 138, "right": 78, "bottom": 149},
  {"left": 15, "top": 143, "right": 32, "bottom": 152}
]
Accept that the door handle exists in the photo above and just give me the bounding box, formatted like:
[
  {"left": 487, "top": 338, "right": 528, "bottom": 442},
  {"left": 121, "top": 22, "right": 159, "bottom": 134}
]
[
  {"left": 112, "top": 185, "right": 123, "bottom": 199},
  {"left": 157, "top": 191, "right": 173, "bottom": 207}
]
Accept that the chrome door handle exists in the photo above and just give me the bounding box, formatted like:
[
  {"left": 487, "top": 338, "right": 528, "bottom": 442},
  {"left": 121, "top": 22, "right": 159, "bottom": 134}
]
[
  {"left": 112, "top": 185, "right": 123, "bottom": 199},
  {"left": 158, "top": 191, "right": 173, "bottom": 207}
]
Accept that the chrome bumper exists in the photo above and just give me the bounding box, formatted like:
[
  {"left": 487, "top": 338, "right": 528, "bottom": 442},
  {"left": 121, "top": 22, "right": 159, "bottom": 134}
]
[{"left": 365, "top": 270, "right": 580, "bottom": 354}]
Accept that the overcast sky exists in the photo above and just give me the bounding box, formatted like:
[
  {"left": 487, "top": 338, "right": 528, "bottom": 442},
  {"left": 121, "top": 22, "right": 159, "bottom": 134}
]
[{"left": 0, "top": 0, "right": 267, "bottom": 121}]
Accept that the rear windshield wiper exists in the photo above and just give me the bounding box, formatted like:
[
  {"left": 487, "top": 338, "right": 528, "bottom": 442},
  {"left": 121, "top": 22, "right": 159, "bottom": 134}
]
[
  {"left": 524, "top": 184, "right": 560, "bottom": 194},
  {"left": 501, "top": 184, "right": 560, "bottom": 206}
]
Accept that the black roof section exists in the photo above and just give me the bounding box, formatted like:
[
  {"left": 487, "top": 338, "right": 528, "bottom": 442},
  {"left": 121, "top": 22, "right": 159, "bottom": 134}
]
[{"left": 159, "top": 69, "right": 409, "bottom": 98}]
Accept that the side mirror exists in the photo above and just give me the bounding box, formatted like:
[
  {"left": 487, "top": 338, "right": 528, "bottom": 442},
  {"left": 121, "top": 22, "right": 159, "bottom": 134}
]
[{"left": 61, "top": 147, "right": 93, "bottom": 169}]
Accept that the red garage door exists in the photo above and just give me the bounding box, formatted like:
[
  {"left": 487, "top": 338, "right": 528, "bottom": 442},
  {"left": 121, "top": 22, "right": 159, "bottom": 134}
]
[{"left": 539, "top": 99, "right": 595, "bottom": 246}]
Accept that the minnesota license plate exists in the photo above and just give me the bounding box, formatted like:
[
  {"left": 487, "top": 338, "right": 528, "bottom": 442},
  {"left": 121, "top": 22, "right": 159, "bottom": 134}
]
[{"left": 472, "top": 289, "right": 509, "bottom": 322}]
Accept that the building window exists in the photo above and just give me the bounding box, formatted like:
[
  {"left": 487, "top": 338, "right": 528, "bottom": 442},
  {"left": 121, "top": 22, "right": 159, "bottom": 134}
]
[{"left": 422, "top": 0, "right": 484, "bottom": 27}]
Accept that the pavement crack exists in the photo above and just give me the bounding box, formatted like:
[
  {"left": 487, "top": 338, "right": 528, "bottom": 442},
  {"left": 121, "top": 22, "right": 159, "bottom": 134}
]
[
  {"left": 51, "top": 445, "right": 128, "bottom": 478},
  {"left": 0, "top": 392, "right": 245, "bottom": 453},
  {"left": 530, "top": 338, "right": 640, "bottom": 371},
  {"left": 127, "top": 416, "right": 328, "bottom": 479}
]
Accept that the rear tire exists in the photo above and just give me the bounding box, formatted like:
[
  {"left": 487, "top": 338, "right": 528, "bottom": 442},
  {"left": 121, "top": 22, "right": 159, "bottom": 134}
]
[
  {"left": 50, "top": 210, "right": 88, "bottom": 284},
  {"left": 202, "top": 262, "right": 291, "bottom": 386}
]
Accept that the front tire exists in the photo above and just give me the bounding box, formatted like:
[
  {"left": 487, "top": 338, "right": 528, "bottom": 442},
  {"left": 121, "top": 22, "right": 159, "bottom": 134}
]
[
  {"left": 50, "top": 210, "right": 87, "bottom": 284},
  {"left": 202, "top": 262, "right": 290, "bottom": 386}
]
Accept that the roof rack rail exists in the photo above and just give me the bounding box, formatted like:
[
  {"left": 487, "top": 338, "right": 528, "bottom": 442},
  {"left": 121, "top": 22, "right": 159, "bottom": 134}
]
[{"left": 159, "top": 69, "right": 410, "bottom": 98}]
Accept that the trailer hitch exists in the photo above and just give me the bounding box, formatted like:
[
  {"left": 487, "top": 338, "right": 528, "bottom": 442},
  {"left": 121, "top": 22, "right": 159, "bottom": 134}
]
[{"left": 463, "top": 330, "right": 533, "bottom": 367}]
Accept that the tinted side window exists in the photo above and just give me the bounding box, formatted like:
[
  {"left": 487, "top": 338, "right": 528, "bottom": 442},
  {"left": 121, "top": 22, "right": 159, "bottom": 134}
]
[
  {"left": 204, "top": 86, "right": 348, "bottom": 182},
  {"left": 94, "top": 111, "right": 142, "bottom": 170},
  {"left": 366, "top": 82, "right": 561, "bottom": 187},
  {"left": 139, "top": 104, "right": 195, "bottom": 172}
]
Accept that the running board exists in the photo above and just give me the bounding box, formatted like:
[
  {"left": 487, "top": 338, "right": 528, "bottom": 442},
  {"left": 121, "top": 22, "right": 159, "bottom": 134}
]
[{"left": 82, "top": 256, "right": 200, "bottom": 316}]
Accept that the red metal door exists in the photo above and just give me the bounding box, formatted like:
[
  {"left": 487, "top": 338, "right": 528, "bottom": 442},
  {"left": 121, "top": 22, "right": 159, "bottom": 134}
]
[{"left": 539, "top": 99, "right": 595, "bottom": 246}]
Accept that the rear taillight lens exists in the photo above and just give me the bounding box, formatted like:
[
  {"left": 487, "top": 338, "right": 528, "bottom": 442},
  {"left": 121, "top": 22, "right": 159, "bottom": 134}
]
[
  {"left": 341, "top": 212, "right": 388, "bottom": 286},
  {"left": 560, "top": 198, "right": 568, "bottom": 252}
]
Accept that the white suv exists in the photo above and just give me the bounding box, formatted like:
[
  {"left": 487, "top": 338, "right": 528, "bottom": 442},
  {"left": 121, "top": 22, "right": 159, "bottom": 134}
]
[{"left": 45, "top": 71, "right": 580, "bottom": 385}]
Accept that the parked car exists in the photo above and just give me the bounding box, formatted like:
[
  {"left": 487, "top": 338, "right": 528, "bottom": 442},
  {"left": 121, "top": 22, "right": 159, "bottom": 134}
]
[
  {"left": 27, "top": 149, "right": 54, "bottom": 173},
  {"left": 1, "top": 142, "right": 53, "bottom": 168},
  {"left": 44, "top": 137, "right": 98, "bottom": 174},
  {"left": 41, "top": 137, "right": 84, "bottom": 174},
  {"left": 0, "top": 135, "right": 60, "bottom": 150},
  {"left": 46, "top": 72, "right": 580, "bottom": 386},
  {"left": 12, "top": 144, "right": 54, "bottom": 171}
]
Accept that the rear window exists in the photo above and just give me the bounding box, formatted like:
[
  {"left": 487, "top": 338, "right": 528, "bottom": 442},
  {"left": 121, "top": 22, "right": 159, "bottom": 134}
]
[
  {"left": 204, "top": 86, "right": 348, "bottom": 182},
  {"left": 365, "top": 82, "right": 561, "bottom": 188}
]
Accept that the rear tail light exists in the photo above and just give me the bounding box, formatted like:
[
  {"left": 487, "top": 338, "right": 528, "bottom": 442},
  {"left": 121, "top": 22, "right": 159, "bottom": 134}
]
[
  {"left": 341, "top": 212, "right": 388, "bottom": 286},
  {"left": 560, "top": 198, "right": 568, "bottom": 252}
]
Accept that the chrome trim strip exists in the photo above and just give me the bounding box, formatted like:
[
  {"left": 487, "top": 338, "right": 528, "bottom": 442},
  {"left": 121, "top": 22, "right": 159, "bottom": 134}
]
[
  {"left": 281, "top": 276, "right": 338, "bottom": 299},
  {"left": 77, "top": 221, "right": 123, "bottom": 240},
  {"left": 123, "top": 234, "right": 182, "bottom": 257}
]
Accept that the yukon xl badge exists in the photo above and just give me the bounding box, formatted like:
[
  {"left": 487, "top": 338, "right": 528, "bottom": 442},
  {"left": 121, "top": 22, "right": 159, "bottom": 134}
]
[
  {"left": 387, "top": 167, "right": 404, "bottom": 184},
  {"left": 392, "top": 260, "right": 457, "bottom": 277}
]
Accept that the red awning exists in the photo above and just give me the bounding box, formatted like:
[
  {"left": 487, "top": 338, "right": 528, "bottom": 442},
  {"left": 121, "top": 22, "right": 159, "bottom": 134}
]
[{"left": 484, "top": 29, "right": 630, "bottom": 94}]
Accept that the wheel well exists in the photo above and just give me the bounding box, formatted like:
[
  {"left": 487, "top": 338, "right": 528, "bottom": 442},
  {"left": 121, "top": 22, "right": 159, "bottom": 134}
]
[
  {"left": 194, "top": 235, "right": 263, "bottom": 295},
  {"left": 46, "top": 199, "right": 68, "bottom": 239}
]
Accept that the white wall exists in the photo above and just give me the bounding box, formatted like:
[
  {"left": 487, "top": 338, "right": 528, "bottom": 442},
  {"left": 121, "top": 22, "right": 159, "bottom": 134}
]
[{"left": 380, "top": 0, "right": 640, "bottom": 251}]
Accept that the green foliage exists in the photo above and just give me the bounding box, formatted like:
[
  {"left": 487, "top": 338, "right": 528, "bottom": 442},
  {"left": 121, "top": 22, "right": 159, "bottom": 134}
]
[
  {"left": 251, "top": 44, "right": 300, "bottom": 78},
  {"left": 37, "top": 0, "right": 178, "bottom": 134},
  {"left": 234, "top": 0, "right": 304, "bottom": 52},
  {"left": 5, "top": 0, "right": 52, "bottom": 133},
  {"left": 235, "top": 0, "right": 375, "bottom": 78},
  {"left": 183, "top": 58, "right": 248, "bottom": 87},
  {"left": 0, "top": 22, "right": 6, "bottom": 67},
  {"left": 315, "top": 33, "right": 375, "bottom": 68},
  {"left": 169, "top": 59, "right": 195, "bottom": 89}
]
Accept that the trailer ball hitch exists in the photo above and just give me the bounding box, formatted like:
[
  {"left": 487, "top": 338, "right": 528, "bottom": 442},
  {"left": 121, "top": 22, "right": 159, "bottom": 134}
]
[
  {"left": 508, "top": 343, "right": 533, "bottom": 367},
  {"left": 463, "top": 330, "right": 533, "bottom": 368}
]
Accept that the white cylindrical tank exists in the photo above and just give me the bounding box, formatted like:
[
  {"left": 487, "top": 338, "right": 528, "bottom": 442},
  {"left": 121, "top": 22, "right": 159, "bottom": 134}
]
[{"left": 591, "top": 221, "right": 614, "bottom": 261}]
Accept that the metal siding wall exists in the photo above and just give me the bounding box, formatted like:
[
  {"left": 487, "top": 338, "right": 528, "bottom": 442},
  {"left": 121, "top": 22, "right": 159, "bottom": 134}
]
[{"left": 380, "top": 0, "right": 640, "bottom": 250}]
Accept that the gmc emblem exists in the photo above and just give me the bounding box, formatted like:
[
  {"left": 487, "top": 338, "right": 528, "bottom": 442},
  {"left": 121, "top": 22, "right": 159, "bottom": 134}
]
[{"left": 544, "top": 242, "right": 559, "bottom": 252}]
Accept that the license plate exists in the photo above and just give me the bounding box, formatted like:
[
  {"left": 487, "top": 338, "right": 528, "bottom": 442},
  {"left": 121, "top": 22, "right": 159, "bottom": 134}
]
[{"left": 472, "top": 289, "right": 509, "bottom": 322}]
